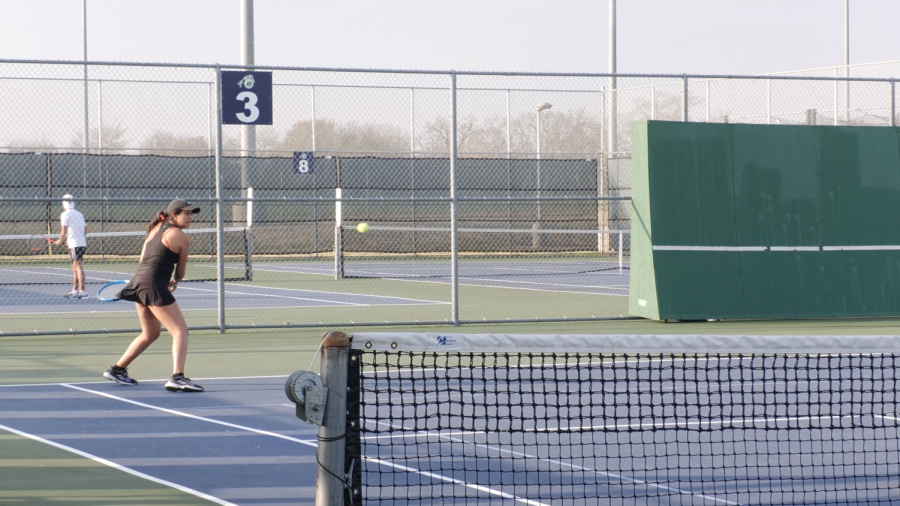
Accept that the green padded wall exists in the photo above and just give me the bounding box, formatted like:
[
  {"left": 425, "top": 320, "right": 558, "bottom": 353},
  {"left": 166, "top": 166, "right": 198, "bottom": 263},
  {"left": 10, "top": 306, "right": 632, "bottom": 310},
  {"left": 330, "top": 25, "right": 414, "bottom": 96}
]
[{"left": 630, "top": 121, "right": 900, "bottom": 320}]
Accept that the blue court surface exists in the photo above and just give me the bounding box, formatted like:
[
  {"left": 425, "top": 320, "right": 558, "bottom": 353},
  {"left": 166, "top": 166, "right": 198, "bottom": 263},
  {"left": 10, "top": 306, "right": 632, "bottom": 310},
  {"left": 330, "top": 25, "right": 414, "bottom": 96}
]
[
  {"left": 253, "top": 260, "right": 630, "bottom": 297},
  {"left": 0, "top": 376, "right": 318, "bottom": 505},
  {"left": 0, "top": 280, "right": 446, "bottom": 315}
]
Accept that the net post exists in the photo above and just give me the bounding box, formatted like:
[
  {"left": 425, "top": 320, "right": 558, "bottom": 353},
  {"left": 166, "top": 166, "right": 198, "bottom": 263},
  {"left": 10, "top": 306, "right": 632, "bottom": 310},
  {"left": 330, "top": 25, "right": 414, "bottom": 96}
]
[{"left": 317, "top": 331, "right": 350, "bottom": 506}]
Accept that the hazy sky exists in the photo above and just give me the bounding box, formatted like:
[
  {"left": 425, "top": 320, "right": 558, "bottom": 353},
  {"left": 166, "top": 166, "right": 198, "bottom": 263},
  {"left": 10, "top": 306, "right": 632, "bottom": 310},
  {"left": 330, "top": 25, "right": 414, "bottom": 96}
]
[{"left": 1, "top": 0, "right": 898, "bottom": 75}]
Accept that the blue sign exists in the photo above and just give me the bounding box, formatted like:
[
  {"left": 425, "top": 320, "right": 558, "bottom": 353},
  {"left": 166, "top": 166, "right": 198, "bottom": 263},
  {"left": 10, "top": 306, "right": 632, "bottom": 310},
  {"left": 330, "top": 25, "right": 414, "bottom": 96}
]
[
  {"left": 222, "top": 71, "right": 273, "bottom": 125},
  {"left": 293, "top": 151, "right": 315, "bottom": 174}
]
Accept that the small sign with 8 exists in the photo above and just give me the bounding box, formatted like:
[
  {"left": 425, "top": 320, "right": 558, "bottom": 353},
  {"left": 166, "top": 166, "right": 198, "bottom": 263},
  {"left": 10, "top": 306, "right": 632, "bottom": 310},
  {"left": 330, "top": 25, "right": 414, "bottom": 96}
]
[{"left": 293, "top": 151, "right": 315, "bottom": 174}]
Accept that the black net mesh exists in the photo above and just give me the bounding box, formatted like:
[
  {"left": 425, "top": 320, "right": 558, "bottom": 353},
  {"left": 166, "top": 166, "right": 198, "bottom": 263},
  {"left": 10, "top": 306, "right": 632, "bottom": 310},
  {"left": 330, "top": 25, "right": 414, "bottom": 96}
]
[{"left": 351, "top": 348, "right": 900, "bottom": 505}]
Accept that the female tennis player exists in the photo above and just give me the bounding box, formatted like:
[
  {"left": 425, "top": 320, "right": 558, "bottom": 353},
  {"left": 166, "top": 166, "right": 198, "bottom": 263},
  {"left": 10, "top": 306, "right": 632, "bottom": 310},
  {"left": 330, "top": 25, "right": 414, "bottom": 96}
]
[{"left": 103, "top": 199, "right": 204, "bottom": 392}]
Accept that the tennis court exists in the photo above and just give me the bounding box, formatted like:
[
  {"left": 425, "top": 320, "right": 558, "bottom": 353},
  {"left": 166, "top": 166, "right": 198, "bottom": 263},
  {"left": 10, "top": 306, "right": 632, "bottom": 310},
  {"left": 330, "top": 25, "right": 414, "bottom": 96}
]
[
  {"left": 0, "top": 254, "right": 629, "bottom": 334},
  {"left": 3, "top": 321, "right": 900, "bottom": 505}
]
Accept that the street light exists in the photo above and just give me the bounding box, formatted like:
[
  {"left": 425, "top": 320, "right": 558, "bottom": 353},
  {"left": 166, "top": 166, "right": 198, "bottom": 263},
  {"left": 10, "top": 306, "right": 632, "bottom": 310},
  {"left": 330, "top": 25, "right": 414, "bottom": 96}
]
[{"left": 535, "top": 102, "right": 552, "bottom": 238}]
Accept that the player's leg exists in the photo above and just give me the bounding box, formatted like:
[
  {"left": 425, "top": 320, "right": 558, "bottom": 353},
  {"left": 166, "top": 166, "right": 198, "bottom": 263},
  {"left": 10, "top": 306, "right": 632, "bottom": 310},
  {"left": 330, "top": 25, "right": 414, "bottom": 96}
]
[
  {"left": 149, "top": 303, "right": 203, "bottom": 392},
  {"left": 73, "top": 259, "right": 86, "bottom": 296},
  {"left": 103, "top": 303, "right": 161, "bottom": 385},
  {"left": 65, "top": 249, "right": 79, "bottom": 298}
]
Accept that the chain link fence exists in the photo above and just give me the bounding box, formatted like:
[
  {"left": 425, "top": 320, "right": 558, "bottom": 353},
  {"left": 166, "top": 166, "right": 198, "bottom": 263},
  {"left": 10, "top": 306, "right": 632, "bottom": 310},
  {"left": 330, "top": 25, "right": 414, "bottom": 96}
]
[{"left": 0, "top": 60, "right": 896, "bottom": 336}]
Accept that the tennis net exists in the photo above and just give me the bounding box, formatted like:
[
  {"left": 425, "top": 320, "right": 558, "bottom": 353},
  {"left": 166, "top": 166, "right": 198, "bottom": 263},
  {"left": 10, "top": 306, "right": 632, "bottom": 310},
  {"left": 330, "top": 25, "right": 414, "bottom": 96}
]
[
  {"left": 0, "top": 227, "right": 252, "bottom": 285},
  {"left": 320, "top": 333, "right": 900, "bottom": 505},
  {"left": 335, "top": 225, "right": 630, "bottom": 280}
]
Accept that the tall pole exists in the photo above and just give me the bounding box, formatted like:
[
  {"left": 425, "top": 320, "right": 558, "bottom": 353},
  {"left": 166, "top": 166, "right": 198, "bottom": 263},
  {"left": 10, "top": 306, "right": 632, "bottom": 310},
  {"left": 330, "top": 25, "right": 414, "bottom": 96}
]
[
  {"left": 845, "top": 0, "right": 850, "bottom": 124},
  {"left": 82, "top": 0, "right": 89, "bottom": 197},
  {"left": 240, "top": 0, "right": 255, "bottom": 222},
  {"left": 536, "top": 108, "right": 540, "bottom": 224},
  {"left": 449, "top": 72, "right": 458, "bottom": 326},
  {"left": 608, "top": 0, "right": 617, "bottom": 154}
]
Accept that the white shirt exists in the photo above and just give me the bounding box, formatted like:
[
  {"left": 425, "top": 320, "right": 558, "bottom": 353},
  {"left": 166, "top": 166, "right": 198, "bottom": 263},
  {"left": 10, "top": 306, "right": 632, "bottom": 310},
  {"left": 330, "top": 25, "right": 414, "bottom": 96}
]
[{"left": 60, "top": 209, "right": 87, "bottom": 248}]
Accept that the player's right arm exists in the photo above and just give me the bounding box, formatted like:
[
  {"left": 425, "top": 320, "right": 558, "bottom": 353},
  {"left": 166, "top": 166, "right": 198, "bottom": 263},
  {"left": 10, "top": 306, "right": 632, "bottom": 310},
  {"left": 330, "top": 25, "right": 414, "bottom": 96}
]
[{"left": 54, "top": 225, "right": 68, "bottom": 247}]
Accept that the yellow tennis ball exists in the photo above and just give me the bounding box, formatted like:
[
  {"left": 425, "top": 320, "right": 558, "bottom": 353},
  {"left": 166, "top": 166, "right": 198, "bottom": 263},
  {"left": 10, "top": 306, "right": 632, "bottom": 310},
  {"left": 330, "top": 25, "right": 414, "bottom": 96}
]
[{"left": 357, "top": 222, "right": 369, "bottom": 233}]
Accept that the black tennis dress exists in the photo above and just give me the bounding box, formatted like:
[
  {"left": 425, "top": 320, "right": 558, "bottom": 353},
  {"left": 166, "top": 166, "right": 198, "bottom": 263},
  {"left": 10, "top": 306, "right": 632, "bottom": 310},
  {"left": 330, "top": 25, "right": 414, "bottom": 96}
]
[{"left": 119, "top": 222, "right": 180, "bottom": 307}]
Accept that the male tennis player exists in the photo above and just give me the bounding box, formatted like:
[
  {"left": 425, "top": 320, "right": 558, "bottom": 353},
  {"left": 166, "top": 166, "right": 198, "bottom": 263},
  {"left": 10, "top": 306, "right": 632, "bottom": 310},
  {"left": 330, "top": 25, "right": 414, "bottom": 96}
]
[{"left": 54, "top": 194, "right": 88, "bottom": 299}]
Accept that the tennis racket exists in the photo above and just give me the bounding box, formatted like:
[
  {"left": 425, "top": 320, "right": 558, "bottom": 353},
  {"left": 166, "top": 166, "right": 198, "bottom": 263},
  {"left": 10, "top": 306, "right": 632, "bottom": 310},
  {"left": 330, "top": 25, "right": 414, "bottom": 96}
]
[
  {"left": 97, "top": 280, "right": 128, "bottom": 302},
  {"left": 27, "top": 234, "right": 52, "bottom": 252}
]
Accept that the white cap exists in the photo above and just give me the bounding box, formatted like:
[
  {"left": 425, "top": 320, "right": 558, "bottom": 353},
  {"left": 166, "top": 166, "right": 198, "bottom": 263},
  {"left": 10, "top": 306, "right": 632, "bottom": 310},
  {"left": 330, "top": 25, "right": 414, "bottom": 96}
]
[{"left": 62, "top": 194, "right": 75, "bottom": 210}]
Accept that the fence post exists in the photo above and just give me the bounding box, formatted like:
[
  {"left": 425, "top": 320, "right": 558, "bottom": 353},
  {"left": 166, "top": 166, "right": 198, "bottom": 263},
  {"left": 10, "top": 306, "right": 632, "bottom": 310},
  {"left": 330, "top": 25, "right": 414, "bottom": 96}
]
[
  {"left": 450, "top": 71, "right": 459, "bottom": 326},
  {"left": 682, "top": 75, "right": 689, "bottom": 122},
  {"left": 214, "top": 66, "right": 226, "bottom": 333},
  {"left": 891, "top": 79, "right": 896, "bottom": 127}
]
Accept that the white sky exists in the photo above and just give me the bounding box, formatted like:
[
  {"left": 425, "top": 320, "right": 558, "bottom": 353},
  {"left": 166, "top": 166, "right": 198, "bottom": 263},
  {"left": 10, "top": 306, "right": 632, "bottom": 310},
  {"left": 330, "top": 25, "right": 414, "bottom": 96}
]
[{"left": 1, "top": 0, "right": 898, "bottom": 75}]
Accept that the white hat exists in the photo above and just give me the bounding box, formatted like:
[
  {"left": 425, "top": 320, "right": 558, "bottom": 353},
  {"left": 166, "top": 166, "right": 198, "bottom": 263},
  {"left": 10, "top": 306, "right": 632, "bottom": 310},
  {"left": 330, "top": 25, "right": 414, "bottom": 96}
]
[{"left": 62, "top": 194, "right": 75, "bottom": 210}]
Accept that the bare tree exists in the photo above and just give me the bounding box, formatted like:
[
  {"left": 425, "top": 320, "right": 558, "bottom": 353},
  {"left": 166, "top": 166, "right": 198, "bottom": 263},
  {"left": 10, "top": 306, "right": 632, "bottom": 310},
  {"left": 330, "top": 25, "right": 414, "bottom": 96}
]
[{"left": 140, "top": 131, "right": 210, "bottom": 156}]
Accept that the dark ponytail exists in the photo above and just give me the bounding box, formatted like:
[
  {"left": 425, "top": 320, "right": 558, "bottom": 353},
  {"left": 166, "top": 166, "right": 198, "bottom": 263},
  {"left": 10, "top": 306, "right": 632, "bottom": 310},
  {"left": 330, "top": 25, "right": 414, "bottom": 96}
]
[{"left": 146, "top": 211, "right": 169, "bottom": 236}]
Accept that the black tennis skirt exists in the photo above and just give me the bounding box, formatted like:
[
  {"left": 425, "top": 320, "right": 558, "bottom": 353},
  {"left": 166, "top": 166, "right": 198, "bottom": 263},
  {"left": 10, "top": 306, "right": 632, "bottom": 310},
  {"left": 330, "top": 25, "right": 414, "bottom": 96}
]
[{"left": 119, "top": 281, "right": 176, "bottom": 307}]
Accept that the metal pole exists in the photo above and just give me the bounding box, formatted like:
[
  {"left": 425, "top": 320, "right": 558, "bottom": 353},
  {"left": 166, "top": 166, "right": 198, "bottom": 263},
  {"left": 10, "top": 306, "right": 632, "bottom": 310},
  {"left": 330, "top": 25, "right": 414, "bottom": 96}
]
[
  {"left": 214, "top": 67, "right": 226, "bottom": 333},
  {"left": 608, "top": 0, "right": 617, "bottom": 153},
  {"left": 682, "top": 75, "right": 689, "bottom": 122},
  {"left": 208, "top": 83, "right": 215, "bottom": 229},
  {"left": 240, "top": 0, "right": 255, "bottom": 223},
  {"left": 705, "top": 81, "right": 710, "bottom": 122},
  {"left": 98, "top": 80, "right": 104, "bottom": 261},
  {"left": 311, "top": 86, "right": 317, "bottom": 151},
  {"left": 316, "top": 331, "right": 349, "bottom": 506},
  {"left": 506, "top": 89, "right": 512, "bottom": 237},
  {"left": 650, "top": 86, "right": 655, "bottom": 120},
  {"left": 891, "top": 79, "right": 896, "bottom": 127},
  {"left": 536, "top": 109, "right": 541, "bottom": 224},
  {"left": 766, "top": 79, "right": 771, "bottom": 124},
  {"left": 82, "top": 0, "right": 88, "bottom": 197},
  {"left": 410, "top": 87, "right": 416, "bottom": 252},
  {"left": 450, "top": 72, "right": 459, "bottom": 326},
  {"left": 845, "top": 0, "right": 850, "bottom": 124},
  {"left": 833, "top": 68, "right": 839, "bottom": 125}
]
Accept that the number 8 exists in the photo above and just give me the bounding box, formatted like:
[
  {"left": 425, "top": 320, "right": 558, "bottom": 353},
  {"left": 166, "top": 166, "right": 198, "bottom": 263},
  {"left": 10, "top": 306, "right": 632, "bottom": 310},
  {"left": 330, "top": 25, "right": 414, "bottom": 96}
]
[
  {"left": 236, "top": 91, "right": 260, "bottom": 123},
  {"left": 298, "top": 160, "right": 310, "bottom": 173}
]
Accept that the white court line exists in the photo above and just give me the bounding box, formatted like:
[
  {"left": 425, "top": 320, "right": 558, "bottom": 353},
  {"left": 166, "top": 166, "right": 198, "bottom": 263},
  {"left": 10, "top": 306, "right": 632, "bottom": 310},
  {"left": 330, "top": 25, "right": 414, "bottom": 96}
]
[
  {"left": 176, "top": 281, "right": 447, "bottom": 306},
  {"left": 375, "top": 420, "right": 741, "bottom": 506},
  {"left": 364, "top": 457, "right": 549, "bottom": 506},
  {"left": 61, "top": 384, "right": 318, "bottom": 448},
  {"left": 458, "top": 275, "right": 629, "bottom": 291},
  {"left": 61, "top": 384, "right": 529, "bottom": 506},
  {"left": 370, "top": 274, "right": 630, "bottom": 297},
  {"left": 0, "top": 374, "right": 291, "bottom": 389},
  {"left": 0, "top": 422, "right": 238, "bottom": 506}
]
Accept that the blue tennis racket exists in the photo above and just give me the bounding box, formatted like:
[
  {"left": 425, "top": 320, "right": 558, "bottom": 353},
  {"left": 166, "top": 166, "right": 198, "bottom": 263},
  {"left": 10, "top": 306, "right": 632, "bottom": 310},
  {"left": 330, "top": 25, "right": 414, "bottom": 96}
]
[{"left": 97, "top": 280, "right": 128, "bottom": 302}]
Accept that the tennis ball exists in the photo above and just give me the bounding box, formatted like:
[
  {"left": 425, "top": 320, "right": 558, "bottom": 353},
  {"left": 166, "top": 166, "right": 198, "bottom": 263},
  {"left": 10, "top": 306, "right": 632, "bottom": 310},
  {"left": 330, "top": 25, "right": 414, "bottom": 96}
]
[{"left": 357, "top": 222, "right": 369, "bottom": 233}]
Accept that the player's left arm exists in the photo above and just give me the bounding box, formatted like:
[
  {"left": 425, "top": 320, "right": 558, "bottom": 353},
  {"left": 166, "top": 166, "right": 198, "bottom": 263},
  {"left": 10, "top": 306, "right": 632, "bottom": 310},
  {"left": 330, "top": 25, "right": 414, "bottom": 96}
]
[{"left": 168, "top": 230, "right": 190, "bottom": 291}]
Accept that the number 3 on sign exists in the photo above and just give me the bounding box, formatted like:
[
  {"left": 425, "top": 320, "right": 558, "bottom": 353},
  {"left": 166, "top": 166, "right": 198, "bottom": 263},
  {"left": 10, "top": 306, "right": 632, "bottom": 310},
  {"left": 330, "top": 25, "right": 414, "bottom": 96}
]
[{"left": 236, "top": 91, "right": 260, "bottom": 123}]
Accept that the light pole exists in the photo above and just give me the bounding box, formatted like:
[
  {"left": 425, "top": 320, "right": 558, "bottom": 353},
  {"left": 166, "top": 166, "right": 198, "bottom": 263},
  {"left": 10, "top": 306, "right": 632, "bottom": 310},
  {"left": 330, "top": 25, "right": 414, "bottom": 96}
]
[
  {"left": 82, "top": 0, "right": 89, "bottom": 197},
  {"left": 536, "top": 102, "right": 552, "bottom": 229},
  {"left": 844, "top": 0, "right": 850, "bottom": 123}
]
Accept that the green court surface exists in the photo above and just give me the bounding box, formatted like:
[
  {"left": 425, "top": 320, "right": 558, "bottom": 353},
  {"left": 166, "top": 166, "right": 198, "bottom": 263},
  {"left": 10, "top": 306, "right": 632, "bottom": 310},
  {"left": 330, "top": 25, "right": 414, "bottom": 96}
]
[
  {"left": 0, "top": 434, "right": 213, "bottom": 505},
  {"left": 2, "top": 319, "right": 899, "bottom": 504}
]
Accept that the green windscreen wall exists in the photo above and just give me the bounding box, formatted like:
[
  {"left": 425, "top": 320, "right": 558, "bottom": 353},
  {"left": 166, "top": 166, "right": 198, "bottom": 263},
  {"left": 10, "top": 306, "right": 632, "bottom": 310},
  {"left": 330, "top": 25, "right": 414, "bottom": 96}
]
[{"left": 630, "top": 121, "right": 900, "bottom": 320}]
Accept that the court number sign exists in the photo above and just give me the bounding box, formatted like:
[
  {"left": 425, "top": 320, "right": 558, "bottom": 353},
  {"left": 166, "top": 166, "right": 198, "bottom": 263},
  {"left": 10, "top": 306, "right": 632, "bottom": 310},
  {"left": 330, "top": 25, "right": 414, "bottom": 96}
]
[
  {"left": 293, "top": 151, "right": 315, "bottom": 174},
  {"left": 221, "top": 71, "right": 273, "bottom": 125}
]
